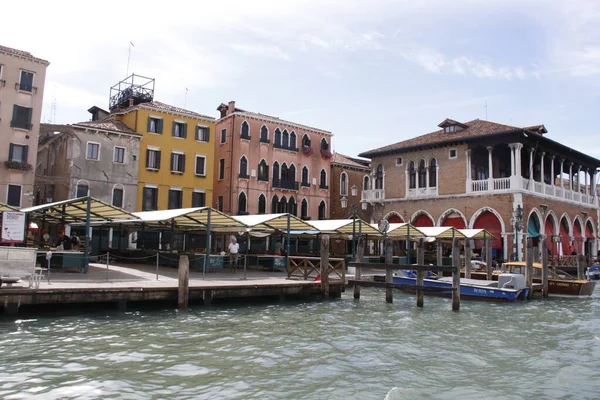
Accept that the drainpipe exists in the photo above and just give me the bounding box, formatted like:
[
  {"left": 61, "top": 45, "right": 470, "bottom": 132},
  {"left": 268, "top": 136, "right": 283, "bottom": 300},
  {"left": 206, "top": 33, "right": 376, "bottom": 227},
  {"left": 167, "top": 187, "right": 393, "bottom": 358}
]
[{"left": 229, "top": 116, "right": 235, "bottom": 214}]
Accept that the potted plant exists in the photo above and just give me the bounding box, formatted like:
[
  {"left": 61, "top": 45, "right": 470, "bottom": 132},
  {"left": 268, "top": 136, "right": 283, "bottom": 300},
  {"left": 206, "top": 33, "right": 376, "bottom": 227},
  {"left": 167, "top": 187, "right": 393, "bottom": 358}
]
[
  {"left": 302, "top": 146, "right": 313, "bottom": 156},
  {"left": 320, "top": 149, "right": 332, "bottom": 159},
  {"left": 4, "top": 160, "right": 32, "bottom": 171}
]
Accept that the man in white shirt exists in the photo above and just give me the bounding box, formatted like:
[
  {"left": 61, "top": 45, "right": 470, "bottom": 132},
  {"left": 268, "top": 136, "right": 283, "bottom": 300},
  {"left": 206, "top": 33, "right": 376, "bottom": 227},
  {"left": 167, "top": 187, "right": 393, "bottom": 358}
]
[{"left": 228, "top": 236, "right": 240, "bottom": 273}]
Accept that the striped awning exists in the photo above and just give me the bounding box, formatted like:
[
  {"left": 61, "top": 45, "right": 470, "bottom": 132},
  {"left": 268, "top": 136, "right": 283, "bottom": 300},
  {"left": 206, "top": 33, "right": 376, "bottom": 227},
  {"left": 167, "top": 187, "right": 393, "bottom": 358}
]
[
  {"left": 131, "top": 207, "right": 245, "bottom": 229},
  {"left": 0, "top": 202, "right": 18, "bottom": 213},
  {"left": 21, "top": 197, "right": 137, "bottom": 223},
  {"left": 233, "top": 214, "right": 314, "bottom": 232},
  {"left": 417, "top": 226, "right": 467, "bottom": 239},
  {"left": 309, "top": 219, "right": 381, "bottom": 237},
  {"left": 458, "top": 228, "right": 496, "bottom": 240},
  {"left": 370, "top": 223, "right": 426, "bottom": 238}
]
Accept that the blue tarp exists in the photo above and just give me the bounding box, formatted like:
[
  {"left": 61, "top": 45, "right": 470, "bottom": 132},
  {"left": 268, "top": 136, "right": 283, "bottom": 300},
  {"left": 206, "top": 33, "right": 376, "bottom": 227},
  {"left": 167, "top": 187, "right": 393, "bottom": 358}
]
[{"left": 528, "top": 217, "right": 541, "bottom": 238}]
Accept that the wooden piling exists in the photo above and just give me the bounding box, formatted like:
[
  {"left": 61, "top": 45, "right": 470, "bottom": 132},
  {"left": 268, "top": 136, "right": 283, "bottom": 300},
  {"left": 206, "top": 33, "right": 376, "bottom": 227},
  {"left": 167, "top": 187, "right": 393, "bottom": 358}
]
[
  {"left": 436, "top": 240, "right": 443, "bottom": 273},
  {"left": 541, "top": 238, "right": 549, "bottom": 298},
  {"left": 485, "top": 239, "right": 493, "bottom": 280},
  {"left": 416, "top": 238, "right": 425, "bottom": 307},
  {"left": 526, "top": 238, "right": 534, "bottom": 299},
  {"left": 464, "top": 238, "right": 472, "bottom": 279},
  {"left": 178, "top": 255, "right": 189, "bottom": 309},
  {"left": 385, "top": 237, "right": 393, "bottom": 303},
  {"left": 452, "top": 237, "right": 460, "bottom": 311},
  {"left": 320, "top": 235, "right": 330, "bottom": 298},
  {"left": 577, "top": 254, "right": 585, "bottom": 280},
  {"left": 354, "top": 235, "right": 364, "bottom": 299}
]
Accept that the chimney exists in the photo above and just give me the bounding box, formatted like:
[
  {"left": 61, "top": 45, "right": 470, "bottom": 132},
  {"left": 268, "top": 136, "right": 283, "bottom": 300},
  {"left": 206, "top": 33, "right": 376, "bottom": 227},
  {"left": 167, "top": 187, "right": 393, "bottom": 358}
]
[
  {"left": 129, "top": 98, "right": 135, "bottom": 107},
  {"left": 227, "top": 100, "right": 236, "bottom": 115}
]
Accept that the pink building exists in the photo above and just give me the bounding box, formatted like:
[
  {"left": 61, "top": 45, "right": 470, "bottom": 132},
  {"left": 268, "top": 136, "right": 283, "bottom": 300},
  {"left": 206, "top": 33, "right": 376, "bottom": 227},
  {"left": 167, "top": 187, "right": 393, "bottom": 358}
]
[{"left": 214, "top": 101, "right": 332, "bottom": 220}]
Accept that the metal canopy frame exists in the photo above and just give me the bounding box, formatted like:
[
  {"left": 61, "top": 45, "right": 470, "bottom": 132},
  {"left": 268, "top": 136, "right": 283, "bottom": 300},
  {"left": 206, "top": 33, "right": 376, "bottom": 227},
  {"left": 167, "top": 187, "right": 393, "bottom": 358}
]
[{"left": 21, "top": 196, "right": 136, "bottom": 224}]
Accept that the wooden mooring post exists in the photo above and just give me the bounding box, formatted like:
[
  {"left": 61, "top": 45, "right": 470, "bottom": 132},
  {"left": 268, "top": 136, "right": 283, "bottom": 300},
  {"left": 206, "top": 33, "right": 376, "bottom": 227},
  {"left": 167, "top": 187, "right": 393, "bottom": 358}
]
[
  {"left": 541, "top": 238, "right": 549, "bottom": 298},
  {"left": 485, "top": 239, "right": 493, "bottom": 280},
  {"left": 577, "top": 254, "right": 585, "bottom": 280},
  {"left": 464, "top": 238, "right": 472, "bottom": 279},
  {"left": 385, "top": 237, "right": 393, "bottom": 303},
  {"left": 526, "top": 238, "right": 534, "bottom": 299},
  {"left": 178, "top": 255, "right": 189, "bottom": 308},
  {"left": 354, "top": 235, "right": 364, "bottom": 300},
  {"left": 451, "top": 237, "right": 460, "bottom": 311},
  {"left": 416, "top": 238, "right": 425, "bottom": 307},
  {"left": 436, "top": 240, "right": 443, "bottom": 271},
  {"left": 320, "top": 235, "right": 330, "bottom": 298}
]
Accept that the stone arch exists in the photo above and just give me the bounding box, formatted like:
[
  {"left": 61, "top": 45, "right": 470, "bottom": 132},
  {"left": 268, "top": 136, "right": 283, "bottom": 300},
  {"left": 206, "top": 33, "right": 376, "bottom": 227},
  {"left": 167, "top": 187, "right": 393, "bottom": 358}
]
[
  {"left": 559, "top": 213, "right": 572, "bottom": 235},
  {"left": 468, "top": 206, "right": 506, "bottom": 233},
  {"left": 383, "top": 211, "right": 404, "bottom": 223},
  {"left": 544, "top": 211, "right": 559, "bottom": 255},
  {"left": 470, "top": 207, "right": 505, "bottom": 252},
  {"left": 573, "top": 215, "right": 584, "bottom": 254},
  {"left": 585, "top": 217, "right": 596, "bottom": 238},
  {"left": 410, "top": 210, "right": 435, "bottom": 227},
  {"left": 437, "top": 208, "right": 468, "bottom": 229}
]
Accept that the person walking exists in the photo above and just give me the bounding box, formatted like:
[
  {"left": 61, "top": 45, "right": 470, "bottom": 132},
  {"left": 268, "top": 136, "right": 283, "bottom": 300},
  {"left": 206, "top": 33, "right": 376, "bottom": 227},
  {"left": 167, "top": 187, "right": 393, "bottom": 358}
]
[{"left": 228, "top": 236, "right": 240, "bottom": 273}]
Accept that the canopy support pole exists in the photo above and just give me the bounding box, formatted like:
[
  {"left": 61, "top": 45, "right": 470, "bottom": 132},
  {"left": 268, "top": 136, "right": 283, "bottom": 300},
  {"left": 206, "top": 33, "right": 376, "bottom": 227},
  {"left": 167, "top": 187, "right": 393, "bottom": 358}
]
[
  {"left": 286, "top": 214, "right": 291, "bottom": 268},
  {"left": 203, "top": 208, "right": 212, "bottom": 279},
  {"left": 84, "top": 196, "right": 91, "bottom": 273}
]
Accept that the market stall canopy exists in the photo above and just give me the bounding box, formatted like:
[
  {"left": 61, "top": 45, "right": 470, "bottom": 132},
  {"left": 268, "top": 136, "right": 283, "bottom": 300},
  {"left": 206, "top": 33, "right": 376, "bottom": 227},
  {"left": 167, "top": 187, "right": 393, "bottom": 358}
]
[
  {"left": 130, "top": 207, "right": 245, "bottom": 230},
  {"left": 0, "top": 202, "right": 18, "bottom": 213},
  {"left": 371, "top": 222, "right": 426, "bottom": 238},
  {"left": 458, "top": 228, "right": 496, "bottom": 240},
  {"left": 418, "top": 226, "right": 467, "bottom": 239},
  {"left": 309, "top": 219, "right": 381, "bottom": 237},
  {"left": 233, "top": 213, "right": 314, "bottom": 232},
  {"left": 21, "top": 197, "right": 136, "bottom": 223}
]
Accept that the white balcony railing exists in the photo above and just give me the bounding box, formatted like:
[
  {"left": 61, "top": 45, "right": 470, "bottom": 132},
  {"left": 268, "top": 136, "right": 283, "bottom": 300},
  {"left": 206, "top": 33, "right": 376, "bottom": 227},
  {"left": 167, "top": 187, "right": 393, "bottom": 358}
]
[
  {"left": 362, "top": 189, "right": 385, "bottom": 203},
  {"left": 471, "top": 180, "right": 488, "bottom": 192},
  {"left": 493, "top": 177, "right": 511, "bottom": 190}
]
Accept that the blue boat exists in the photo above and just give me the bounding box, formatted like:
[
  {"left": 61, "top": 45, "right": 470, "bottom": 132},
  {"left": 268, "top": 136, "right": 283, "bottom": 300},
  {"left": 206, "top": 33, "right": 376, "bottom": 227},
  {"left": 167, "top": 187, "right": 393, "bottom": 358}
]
[
  {"left": 587, "top": 264, "right": 600, "bottom": 280},
  {"left": 392, "top": 272, "right": 530, "bottom": 302}
]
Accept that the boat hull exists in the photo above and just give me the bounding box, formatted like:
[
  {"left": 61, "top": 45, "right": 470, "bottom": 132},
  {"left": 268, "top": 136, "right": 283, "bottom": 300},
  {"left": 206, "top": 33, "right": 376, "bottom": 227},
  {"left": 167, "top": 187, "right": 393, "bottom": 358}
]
[
  {"left": 467, "top": 272, "right": 597, "bottom": 296},
  {"left": 392, "top": 276, "right": 528, "bottom": 302}
]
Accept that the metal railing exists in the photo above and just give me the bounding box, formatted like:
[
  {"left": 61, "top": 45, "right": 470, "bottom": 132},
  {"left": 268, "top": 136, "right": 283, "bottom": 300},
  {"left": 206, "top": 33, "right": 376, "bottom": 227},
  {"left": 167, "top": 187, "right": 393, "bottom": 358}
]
[{"left": 273, "top": 178, "right": 299, "bottom": 190}]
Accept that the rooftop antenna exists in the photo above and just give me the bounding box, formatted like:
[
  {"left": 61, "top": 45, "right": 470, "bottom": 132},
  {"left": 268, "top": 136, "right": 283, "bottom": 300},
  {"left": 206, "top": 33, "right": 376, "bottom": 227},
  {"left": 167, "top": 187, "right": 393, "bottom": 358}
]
[
  {"left": 51, "top": 96, "right": 56, "bottom": 123},
  {"left": 126, "top": 41, "right": 135, "bottom": 76},
  {"left": 184, "top": 88, "right": 189, "bottom": 109},
  {"left": 484, "top": 100, "right": 488, "bottom": 120}
]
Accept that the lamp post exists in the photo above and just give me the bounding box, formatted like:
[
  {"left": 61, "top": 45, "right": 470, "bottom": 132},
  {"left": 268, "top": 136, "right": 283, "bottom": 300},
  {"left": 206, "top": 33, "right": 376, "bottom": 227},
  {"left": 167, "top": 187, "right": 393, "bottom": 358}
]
[
  {"left": 341, "top": 184, "right": 363, "bottom": 257},
  {"left": 510, "top": 205, "right": 524, "bottom": 261}
]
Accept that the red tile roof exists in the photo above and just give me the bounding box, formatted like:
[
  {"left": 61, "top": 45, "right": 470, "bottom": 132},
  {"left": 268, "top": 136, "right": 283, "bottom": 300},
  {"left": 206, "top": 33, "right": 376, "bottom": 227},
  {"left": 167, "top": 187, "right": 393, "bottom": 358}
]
[
  {"left": 332, "top": 153, "right": 371, "bottom": 169},
  {"left": 359, "top": 119, "right": 525, "bottom": 158},
  {"left": 115, "top": 101, "right": 215, "bottom": 121},
  {"left": 74, "top": 116, "right": 140, "bottom": 136}
]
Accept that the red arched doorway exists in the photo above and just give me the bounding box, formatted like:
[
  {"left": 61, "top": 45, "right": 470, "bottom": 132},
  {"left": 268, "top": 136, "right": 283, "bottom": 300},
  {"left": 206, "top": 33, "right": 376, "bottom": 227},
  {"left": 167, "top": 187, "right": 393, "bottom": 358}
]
[
  {"left": 573, "top": 220, "right": 583, "bottom": 254},
  {"left": 559, "top": 218, "right": 572, "bottom": 255},
  {"left": 386, "top": 214, "right": 403, "bottom": 224},
  {"left": 585, "top": 220, "right": 595, "bottom": 257},
  {"left": 473, "top": 211, "right": 503, "bottom": 256},
  {"left": 544, "top": 217, "right": 558, "bottom": 255},
  {"left": 441, "top": 211, "right": 466, "bottom": 229},
  {"left": 412, "top": 213, "right": 434, "bottom": 227}
]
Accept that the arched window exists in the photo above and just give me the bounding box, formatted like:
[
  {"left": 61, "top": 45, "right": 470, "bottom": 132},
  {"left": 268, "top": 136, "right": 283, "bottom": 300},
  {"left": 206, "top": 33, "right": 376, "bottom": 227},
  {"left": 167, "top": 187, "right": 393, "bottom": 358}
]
[
  {"left": 289, "top": 197, "right": 297, "bottom": 216},
  {"left": 281, "top": 163, "right": 289, "bottom": 182},
  {"left": 340, "top": 172, "right": 348, "bottom": 196},
  {"left": 363, "top": 175, "right": 370, "bottom": 191},
  {"left": 258, "top": 194, "right": 266, "bottom": 214},
  {"left": 429, "top": 158, "right": 437, "bottom": 188},
  {"left": 375, "top": 164, "right": 384, "bottom": 190},
  {"left": 271, "top": 195, "right": 279, "bottom": 214},
  {"left": 320, "top": 169, "right": 327, "bottom": 189},
  {"left": 418, "top": 159, "right": 427, "bottom": 188},
  {"left": 274, "top": 128, "right": 282, "bottom": 147},
  {"left": 301, "top": 198, "right": 308, "bottom": 219},
  {"left": 320, "top": 138, "right": 328, "bottom": 151},
  {"left": 241, "top": 121, "right": 250, "bottom": 139},
  {"left": 279, "top": 196, "right": 288, "bottom": 213},
  {"left": 302, "top": 134, "right": 311, "bottom": 148},
  {"left": 408, "top": 161, "right": 416, "bottom": 189},
  {"left": 258, "top": 159, "right": 269, "bottom": 181},
  {"left": 318, "top": 201, "right": 326, "bottom": 220},
  {"left": 282, "top": 130, "right": 289, "bottom": 148},
  {"left": 290, "top": 132, "right": 297, "bottom": 149},
  {"left": 272, "top": 161, "right": 280, "bottom": 181},
  {"left": 302, "top": 166, "right": 309, "bottom": 186},
  {"left": 289, "top": 164, "right": 296, "bottom": 182},
  {"left": 239, "top": 156, "right": 248, "bottom": 178},
  {"left": 76, "top": 179, "right": 90, "bottom": 198},
  {"left": 260, "top": 125, "right": 268, "bottom": 143},
  {"left": 238, "top": 192, "right": 247, "bottom": 214}
]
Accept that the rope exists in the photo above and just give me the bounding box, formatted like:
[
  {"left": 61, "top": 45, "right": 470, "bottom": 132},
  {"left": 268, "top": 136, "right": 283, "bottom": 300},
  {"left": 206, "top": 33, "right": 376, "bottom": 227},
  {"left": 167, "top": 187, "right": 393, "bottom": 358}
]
[{"left": 109, "top": 253, "right": 158, "bottom": 260}]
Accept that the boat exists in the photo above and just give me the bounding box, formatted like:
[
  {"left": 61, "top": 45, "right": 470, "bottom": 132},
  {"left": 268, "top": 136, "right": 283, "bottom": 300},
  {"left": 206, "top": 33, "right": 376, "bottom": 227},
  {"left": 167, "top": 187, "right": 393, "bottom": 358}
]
[
  {"left": 587, "top": 264, "right": 600, "bottom": 281},
  {"left": 502, "top": 262, "right": 596, "bottom": 296},
  {"left": 392, "top": 271, "right": 529, "bottom": 302}
]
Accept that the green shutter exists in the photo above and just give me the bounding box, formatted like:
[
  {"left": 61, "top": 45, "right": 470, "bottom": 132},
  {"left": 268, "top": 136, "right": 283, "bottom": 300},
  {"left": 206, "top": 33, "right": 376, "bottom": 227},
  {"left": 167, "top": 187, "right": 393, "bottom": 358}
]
[
  {"left": 182, "top": 123, "right": 187, "bottom": 138},
  {"left": 157, "top": 119, "right": 163, "bottom": 134},
  {"left": 181, "top": 154, "right": 186, "bottom": 172},
  {"left": 206, "top": 127, "right": 210, "bottom": 142},
  {"left": 27, "top": 108, "right": 32, "bottom": 129},
  {"left": 170, "top": 153, "right": 174, "bottom": 171},
  {"left": 8, "top": 144, "right": 14, "bottom": 161},
  {"left": 147, "top": 117, "right": 152, "bottom": 132},
  {"left": 23, "top": 145, "right": 28, "bottom": 163},
  {"left": 172, "top": 121, "right": 177, "bottom": 137},
  {"left": 145, "top": 149, "right": 150, "bottom": 168},
  {"left": 157, "top": 151, "right": 161, "bottom": 170},
  {"left": 11, "top": 105, "right": 17, "bottom": 127}
]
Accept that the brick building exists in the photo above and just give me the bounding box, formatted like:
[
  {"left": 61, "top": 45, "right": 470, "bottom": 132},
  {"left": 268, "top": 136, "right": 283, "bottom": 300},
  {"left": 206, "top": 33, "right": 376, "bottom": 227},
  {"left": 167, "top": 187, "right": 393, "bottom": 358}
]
[
  {"left": 214, "top": 101, "right": 332, "bottom": 220},
  {"left": 359, "top": 118, "right": 600, "bottom": 262},
  {"left": 329, "top": 152, "right": 371, "bottom": 221}
]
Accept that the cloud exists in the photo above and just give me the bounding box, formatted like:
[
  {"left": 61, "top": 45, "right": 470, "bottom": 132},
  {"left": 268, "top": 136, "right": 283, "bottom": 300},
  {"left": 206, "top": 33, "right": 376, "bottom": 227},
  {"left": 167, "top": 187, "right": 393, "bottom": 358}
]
[{"left": 229, "top": 44, "right": 291, "bottom": 61}]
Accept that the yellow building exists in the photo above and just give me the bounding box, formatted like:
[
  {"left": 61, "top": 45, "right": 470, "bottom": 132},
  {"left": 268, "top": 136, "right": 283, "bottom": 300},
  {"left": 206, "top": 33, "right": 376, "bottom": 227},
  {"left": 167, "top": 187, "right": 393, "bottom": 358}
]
[{"left": 113, "top": 101, "right": 216, "bottom": 211}]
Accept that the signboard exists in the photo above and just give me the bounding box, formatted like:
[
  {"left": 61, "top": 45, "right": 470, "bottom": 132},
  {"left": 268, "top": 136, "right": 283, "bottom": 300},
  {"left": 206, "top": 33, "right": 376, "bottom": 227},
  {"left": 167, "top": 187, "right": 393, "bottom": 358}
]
[
  {"left": 551, "top": 235, "right": 562, "bottom": 243},
  {"left": 273, "top": 257, "right": 287, "bottom": 270},
  {"left": 1, "top": 212, "right": 26, "bottom": 244}
]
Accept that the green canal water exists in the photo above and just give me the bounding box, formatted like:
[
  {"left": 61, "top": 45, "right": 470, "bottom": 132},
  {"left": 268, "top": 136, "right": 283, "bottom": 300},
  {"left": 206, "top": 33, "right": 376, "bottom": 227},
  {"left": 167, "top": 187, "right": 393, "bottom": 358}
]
[{"left": 1, "top": 288, "right": 599, "bottom": 400}]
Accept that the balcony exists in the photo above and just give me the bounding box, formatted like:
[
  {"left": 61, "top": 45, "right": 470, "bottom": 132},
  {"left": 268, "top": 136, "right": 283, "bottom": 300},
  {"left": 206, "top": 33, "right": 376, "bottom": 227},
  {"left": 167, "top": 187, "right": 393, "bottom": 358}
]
[
  {"left": 258, "top": 176, "right": 269, "bottom": 182},
  {"left": 273, "top": 178, "right": 299, "bottom": 191},
  {"left": 319, "top": 184, "right": 329, "bottom": 190},
  {"left": 259, "top": 138, "right": 270, "bottom": 144},
  {"left": 4, "top": 160, "right": 32, "bottom": 171},
  {"left": 15, "top": 82, "right": 37, "bottom": 93},
  {"left": 362, "top": 189, "right": 385, "bottom": 203},
  {"left": 238, "top": 173, "right": 250, "bottom": 179},
  {"left": 301, "top": 181, "right": 310, "bottom": 188},
  {"left": 240, "top": 135, "right": 251, "bottom": 140}
]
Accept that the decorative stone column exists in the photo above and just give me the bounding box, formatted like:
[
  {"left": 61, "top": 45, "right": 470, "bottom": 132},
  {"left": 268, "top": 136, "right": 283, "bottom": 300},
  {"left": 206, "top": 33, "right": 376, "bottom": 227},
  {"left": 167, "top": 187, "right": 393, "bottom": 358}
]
[
  {"left": 540, "top": 152, "right": 545, "bottom": 190},
  {"left": 569, "top": 162, "right": 574, "bottom": 196},
  {"left": 405, "top": 168, "right": 409, "bottom": 198},
  {"left": 559, "top": 159, "right": 565, "bottom": 198},
  {"left": 466, "top": 149, "right": 472, "bottom": 193},
  {"left": 577, "top": 165, "right": 582, "bottom": 197},
  {"left": 550, "top": 155, "right": 556, "bottom": 197},
  {"left": 529, "top": 148, "right": 534, "bottom": 186},
  {"left": 487, "top": 146, "right": 494, "bottom": 191}
]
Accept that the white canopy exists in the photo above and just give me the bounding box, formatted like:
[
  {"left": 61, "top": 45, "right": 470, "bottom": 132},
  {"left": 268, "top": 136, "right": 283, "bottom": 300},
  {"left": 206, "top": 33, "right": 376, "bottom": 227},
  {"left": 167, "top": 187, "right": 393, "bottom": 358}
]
[
  {"left": 458, "top": 228, "right": 496, "bottom": 240},
  {"left": 232, "top": 213, "right": 314, "bottom": 231}
]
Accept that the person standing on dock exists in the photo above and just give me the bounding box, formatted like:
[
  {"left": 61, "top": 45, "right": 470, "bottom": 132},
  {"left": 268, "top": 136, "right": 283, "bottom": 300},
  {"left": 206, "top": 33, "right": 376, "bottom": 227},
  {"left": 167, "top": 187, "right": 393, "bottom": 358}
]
[{"left": 228, "top": 236, "right": 240, "bottom": 273}]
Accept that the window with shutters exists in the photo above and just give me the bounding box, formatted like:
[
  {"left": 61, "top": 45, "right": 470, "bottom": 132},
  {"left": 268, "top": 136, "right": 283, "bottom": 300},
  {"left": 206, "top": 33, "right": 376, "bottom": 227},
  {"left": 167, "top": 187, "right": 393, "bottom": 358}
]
[
  {"left": 192, "top": 191, "right": 206, "bottom": 207},
  {"left": 113, "top": 147, "right": 125, "bottom": 164},
  {"left": 168, "top": 189, "right": 183, "bottom": 209},
  {"left": 19, "top": 70, "right": 34, "bottom": 92},
  {"left": 239, "top": 156, "right": 249, "bottom": 179},
  {"left": 86, "top": 142, "right": 100, "bottom": 160},
  {"left": 318, "top": 201, "right": 326, "bottom": 220},
  {"left": 8, "top": 144, "right": 28, "bottom": 163},
  {"left": 274, "top": 128, "right": 281, "bottom": 147},
  {"left": 241, "top": 121, "right": 250, "bottom": 139},
  {"left": 238, "top": 192, "right": 247, "bottom": 214},
  {"left": 282, "top": 130, "right": 289, "bottom": 148},
  {"left": 272, "top": 161, "right": 280, "bottom": 181},
  {"left": 319, "top": 169, "right": 328, "bottom": 189},
  {"left": 271, "top": 195, "right": 278, "bottom": 213},
  {"left": 301, "top": 198, "right": 308, "bottom": 219},
  {"left": 6, "top": 185, "right": 21, "bottom": 207},
  {"left": 217, "top": 195, "right": 224, "bottom": 211},
  {"left": 76, "top": 183, "right": 89, "bottom": 198},
  {"left": 112, "top": 187, "right": 124, "bottom": 208},
  {"left": 173, "top": 121, "right": 187, "bottom": 138},
  {"left": 171, "top": 152, "right": 185, "bottom": 173},
  {"left": 143, "top": 187, "right": 158, "bottom": 211},
  {"left": 218, "top": 158, "right": 225, "bottom": 180},
  {"left": 258, "top": 194, "right": 266, "bottom": 214},
  {"left": 301, "top": 166, "right": 309, "bottom": 187},
  {"left": 290, "top": 132, "right": 297, "bottom": 150},
  {"left": 220, "top": 129, "right": 227, "bottom": 144},
  {"left": 147, "top": 117, "right": 163, "bottom": 134},
  {"left": 195, "top": 155, "right": 206, "bottom": 176},
  {"left": 146, "top": 149, "right": 161, "bottom": 170},
  {"left": 258, "top": 159, "right": 269, "bottom": 181},
  {"left": 196, "top": 126, "right": 209, "bottom": 142},
  {"left": 260, "top": 125, "right": 269, "bottom": 143},
  {"left": 11, "top": 105, "right": 32, "bottom": 130}
]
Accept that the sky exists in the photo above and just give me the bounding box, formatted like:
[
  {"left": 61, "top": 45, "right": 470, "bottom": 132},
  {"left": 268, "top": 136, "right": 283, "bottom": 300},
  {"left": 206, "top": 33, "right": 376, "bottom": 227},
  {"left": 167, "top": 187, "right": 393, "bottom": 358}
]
[{"left": 3, "top": 0, "right": 600, "bottom": 160}]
